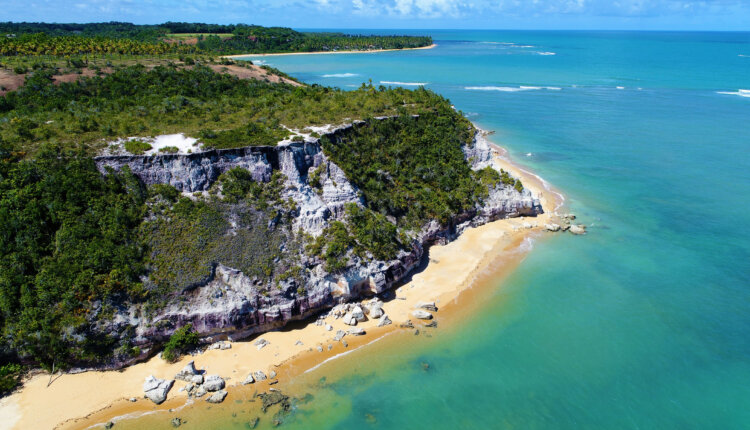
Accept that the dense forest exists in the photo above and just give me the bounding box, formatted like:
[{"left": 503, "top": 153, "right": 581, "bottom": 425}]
[
  {"left": 0, "top": 63, "right": 500, "bottom": 392},
  {"left": 0, "top": 22, "right": 432, "bottom": 58}
]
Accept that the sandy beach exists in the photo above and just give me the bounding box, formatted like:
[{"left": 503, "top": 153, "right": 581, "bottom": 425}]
[
  {"left": 0, "top": 136, "right": 565, "bottom": 430},
  {"left": 223, "top": 43, "right": 437, "bottom": 59}
]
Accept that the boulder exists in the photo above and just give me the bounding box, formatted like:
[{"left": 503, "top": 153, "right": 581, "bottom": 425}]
[
  {"left": 143, "top": 375, "right": 174, "bottom": 405},
  {"left": 412, "top": 310, "right": 433, "bottom": 320},
  {"left": 348, "top": 327, "right": 366, "bottom": 336},
  {"left": 569, "top": 225, "right": 586, "bottom": 235},
  {"left": 351, "top": 306, "right": 367, "bottom": 322},
  {"left": 333, "top": 330, "right": 347, "bottom": 341},
  {"left": 377, "top": 315, "right": 392, "bottom": 327},
  {"left": 175, "top": 361, "right": 200, "bottom": 382},
  {"left": 254, "top": 338, "right": 270, "bottom": 350},
  {"left": 190, "top": 374, "right": 204, "bottom": 384},
  {"left": 415, "top": 301, "right": 438, "bottom": 312},
  {"left": 364, "top": 299, "right": 384, "bottom": 318},
  {"left": 325, "top": 324, "right": 333, "bottom": 331},
  {"left": 171, "top": 417, "right": 182, "bottom": 428},
  {"left": 203, "top": 375, "right": 225, "bottom": 392},
  {"left": 206, "top": 390, "right": 228, "bottom": 403},
  {"left": 253, "top": 371, "right": 267, "bottom": 381},
  {"left": 342, "top": 312, "right": 357, "bottom": 326},
  {"left": 368, "top": 306, "right": 384, "bottom": 319},
  {"left": 269, "top": 370, "right": 277, "bottom": 379},
  {"left": 242, "top": 373, "right": 255, "bottom": 385},
  {"left": 193, "top": 386, "right": 207, "bottom": 397},
  {"left": 207, "top": 341, "right": 231, "bottom": 350},
  {"left": 545, "top": 223, "right": 561, "bottom": 232}
]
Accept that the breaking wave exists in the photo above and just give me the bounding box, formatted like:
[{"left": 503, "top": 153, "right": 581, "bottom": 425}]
[
  {"left": 465, "top": 86, "right": 562, "bottom": 92},
  {"left": 380, "top": 81, "right": 428, "bottom": 86},
  {"left": 716, "top": 89, "right": 750, "bottom": 98},
  {"left": 322, "top": 73, "right": 359, "bottom": 78}
]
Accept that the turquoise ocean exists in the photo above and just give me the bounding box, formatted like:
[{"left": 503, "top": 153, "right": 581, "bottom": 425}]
[{"left": 132, "top": 31, "right": 750, "bottom": 429}]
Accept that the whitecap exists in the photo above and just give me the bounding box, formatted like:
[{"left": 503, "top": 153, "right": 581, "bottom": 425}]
[
  {"left": 739, "top": 54, "right": 749, "bottom": 57},
  {"left": 616, "top": 86, "right": 625, "bottom": 90},
  {"left": 464, "top": 86, "right": 561, "bottom": 92},
  {"left": 536, "top": 51, "right": 556, "bottom": 56},
  {"left": 716, "top": 89, "right": 750, "bottom": 98},
  {"left": 322, "top": 73, "right": 359, "bottom": 78},
  {"left": 380, "top": 81, "right": 428, "bottom": 86}
]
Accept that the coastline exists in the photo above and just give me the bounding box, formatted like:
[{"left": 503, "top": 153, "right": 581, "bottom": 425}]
[
  {"left": 222, "top": 43, "right": 437, "bottom": 59},
  {"left": 0, "top": 133, "right": 564, "bottom": 430}
]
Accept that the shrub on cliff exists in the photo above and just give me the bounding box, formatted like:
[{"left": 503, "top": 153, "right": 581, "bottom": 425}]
[{"left": 162, "top": 324, "right": 199, "bottom": 362}]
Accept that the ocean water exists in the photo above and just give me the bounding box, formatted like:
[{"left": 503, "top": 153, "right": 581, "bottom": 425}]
[{"left": 129, "top": 31, "right": 750, "bottom": 428}]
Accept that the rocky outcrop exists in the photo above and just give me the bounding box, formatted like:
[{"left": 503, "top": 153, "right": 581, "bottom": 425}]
[
  {"left": 143, "top": 375, "right": 174, "bottom": 404},
  {"left": 90, "top": 119, "right": 543, "bottom": 370}
]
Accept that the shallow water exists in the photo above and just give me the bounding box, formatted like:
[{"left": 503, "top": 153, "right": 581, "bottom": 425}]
[{"left": 126, "top": 30, "right": 750, "bottom": 429}]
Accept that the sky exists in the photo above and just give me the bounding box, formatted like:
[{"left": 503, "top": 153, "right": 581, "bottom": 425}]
[{"left": 1, "top": 0, "right": 749, "bottom": 31}]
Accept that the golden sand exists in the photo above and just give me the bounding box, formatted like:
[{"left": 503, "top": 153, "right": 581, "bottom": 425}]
[
  {"left": 0, "top": 142, "right": 564, "bottom": 430},
  {"left": 222, "top": 44, "right": 438, "bottom": 59}
]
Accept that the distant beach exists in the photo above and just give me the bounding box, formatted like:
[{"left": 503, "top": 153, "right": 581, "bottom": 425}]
[{"left": 223, "top": 43, "right": 437, "bottom": 59}]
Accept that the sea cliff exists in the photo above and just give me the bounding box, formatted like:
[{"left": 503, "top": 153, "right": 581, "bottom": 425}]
[{"left": 89, "top": 119, "right": 542, "bottom": 371}]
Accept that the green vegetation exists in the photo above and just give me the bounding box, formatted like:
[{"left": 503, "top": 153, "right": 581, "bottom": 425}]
[
  {"left": 123, "top": 140, "right": 152, "bottom": 155},
  {"left": 1, "top": 66, "right": 447, "bottom": 156},
  {"left": 322, "top": 112, "right": 483, "bottom": 227},
  {"left": 306, "top": 204, "right": 405, "bottom": 271},
  {"left": 142, "top": 170, "right": 297, "bottom": 297},
  {"left": 161, "top": 323, "right": 199, "bottom": 362},
  {"left": 0, "top": 22, "right": 431, "bottom": 60},
  {"left": 0, "top": 33, "right": 192, "bottom": 57},
  {"left": 0, "top": 363, "right": 24, "bottom": 395},
  {"left": 0, "top": 147, "right": 147, "bottom": 369}
]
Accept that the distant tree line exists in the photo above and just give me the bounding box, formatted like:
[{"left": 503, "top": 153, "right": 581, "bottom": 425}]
[{"left": 0, "top": 22, "right": 432, "bottom": 57}]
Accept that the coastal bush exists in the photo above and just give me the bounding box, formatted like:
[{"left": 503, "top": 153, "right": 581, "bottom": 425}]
[
  {"left": 124, "top": 140, "right": 152, "bottom": 154},
  {"left": 158, "top": 146, "right": 179, "bottom": 154},
  {"left": 1, "top": 66, "right": 450, "bottom": 156},
  {"left": 322, "top": 113, "right": 482, "bottom": 227},
  {"left": 0, "top": 363, "right": 23, "bottom": 395},
  {"left": 0, "top": 147, "right": 147, "bottom": 368},
  {"left": 162, "top": 323, "right": 199, "bottom": 362}
]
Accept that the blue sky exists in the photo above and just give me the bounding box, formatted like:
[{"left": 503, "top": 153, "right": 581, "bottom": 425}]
[{"left": 3, "top": 0, "right": 750, "bottom": 30}]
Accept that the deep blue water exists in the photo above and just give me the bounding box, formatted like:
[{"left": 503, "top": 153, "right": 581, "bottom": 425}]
[{"left": 127, "top": 31, "right": 750, "bottom": 429}]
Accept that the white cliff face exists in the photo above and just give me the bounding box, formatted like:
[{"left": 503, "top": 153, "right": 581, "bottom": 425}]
[{"left": 93, "top": 122, "right": 543, "bottom": 370}]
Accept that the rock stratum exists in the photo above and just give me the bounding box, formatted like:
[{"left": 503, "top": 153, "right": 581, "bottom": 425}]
[{"left": 89, "top": 120, "right": 542, "bottom": 371}]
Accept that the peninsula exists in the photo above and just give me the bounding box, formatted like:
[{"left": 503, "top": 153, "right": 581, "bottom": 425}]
[{"left": 0, "top": 22, "right": 579, "bottom": 429}]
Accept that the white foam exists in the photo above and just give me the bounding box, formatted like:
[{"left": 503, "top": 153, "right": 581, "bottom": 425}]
[
  {"left": 536, "top": 51, "right": 556, "bottom": 56},
  {"left": 465, "top": 86, "right": 561, "bottom": 92},
  {"left": 304, "top": 332, "right": 393, "bottom": 374},
  {"left": 380, "top": 81, "right": 428, "bottom": 86},
  {"left": 716, "top": 89, "right": 750, "bottom": 98},
  {"left": 616, "top": 86, "right": 625, "bottom": 90},
  {"left": 739, "top": 54, "right": 749, "bottom": 57},
  {"left": 322, "top": 73, "right": 359, "bottom": 78}
]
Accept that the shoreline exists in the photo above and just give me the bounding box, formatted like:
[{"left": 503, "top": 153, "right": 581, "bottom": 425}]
[
  {"left": 1, "top": 132, "right": 565, "bottom": 430},
  {"left": 222, "top": 43, "right": 437, "bottom": 59}
]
